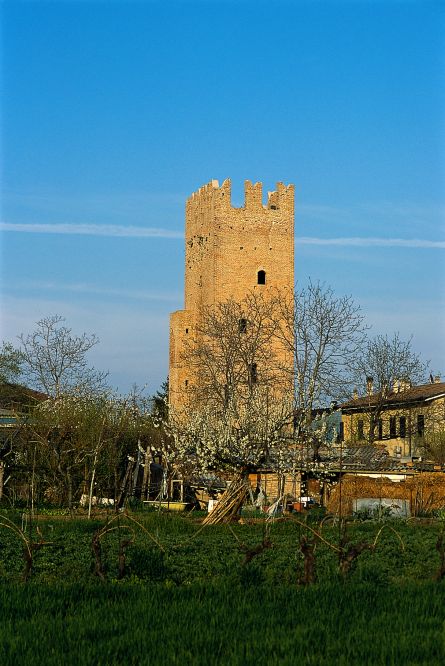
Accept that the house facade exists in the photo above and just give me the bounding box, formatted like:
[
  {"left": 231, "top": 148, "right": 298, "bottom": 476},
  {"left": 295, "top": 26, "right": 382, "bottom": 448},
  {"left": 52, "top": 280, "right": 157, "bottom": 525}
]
[{"left": 340, "top": 378, "right": 445, "bottom": 458}]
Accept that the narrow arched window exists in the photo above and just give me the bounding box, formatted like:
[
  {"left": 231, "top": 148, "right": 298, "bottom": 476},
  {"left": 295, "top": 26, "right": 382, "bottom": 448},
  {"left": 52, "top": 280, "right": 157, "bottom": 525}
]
[
  {"left": 238, "top": 318, "right": 247, "bottom": 333},
  {"left": 257, "top": 270, "right": 266, "bottom": 285}
]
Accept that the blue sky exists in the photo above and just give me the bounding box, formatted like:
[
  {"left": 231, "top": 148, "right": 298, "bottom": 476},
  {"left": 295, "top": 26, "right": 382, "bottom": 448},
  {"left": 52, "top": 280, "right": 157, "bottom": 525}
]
[{"left": 1, "top": 0, "right": 444, "bottom": 394}]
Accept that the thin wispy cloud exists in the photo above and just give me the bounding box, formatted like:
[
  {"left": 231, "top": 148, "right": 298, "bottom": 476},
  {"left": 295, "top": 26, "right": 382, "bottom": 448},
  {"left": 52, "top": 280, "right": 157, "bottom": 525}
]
[
  {"left": 2, "top": 222, "right": 444, "bottom": 249},
  {"left": 298, "top": 201, "right": 445, "bottom": 220},
  {"left": 298, "top": 237, "right": 445, "bottom": 249},
  {"left": 0, "top": 222, "right": 183, "bottom": 239},
  {"left": 9, "top": 280, "right": 182, "bottom": 304}
]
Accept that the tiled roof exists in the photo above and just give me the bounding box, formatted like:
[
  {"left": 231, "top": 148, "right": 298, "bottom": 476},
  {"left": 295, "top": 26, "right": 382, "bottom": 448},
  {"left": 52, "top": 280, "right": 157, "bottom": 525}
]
[
  {"left": 341, "top": 382, "right": 445, "bottom": 411},
  {"left": 0, "top": 382, "right": 47, "bottom": 410}
]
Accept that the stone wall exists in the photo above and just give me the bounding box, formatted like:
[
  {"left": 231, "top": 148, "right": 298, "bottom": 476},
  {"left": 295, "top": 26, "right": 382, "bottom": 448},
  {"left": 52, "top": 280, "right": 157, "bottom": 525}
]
[{"left": 169, "top": 178, "right": 295, "bottom": 409}]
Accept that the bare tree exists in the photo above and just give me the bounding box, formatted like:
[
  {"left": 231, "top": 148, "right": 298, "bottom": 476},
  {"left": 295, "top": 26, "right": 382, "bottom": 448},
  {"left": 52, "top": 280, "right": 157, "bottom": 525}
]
[
  {"left": 274, "top": 281, "right": 367, "bottom": 432},
  {"left": 24, "top": 394, "right": 103, "bottom": 509},
  {"left": 0, "top": 342, "right": 23, "bottom": 384},
  {"left": 420, "top": 429, "right": 445, "bottom": 465},
  {"left": 16, "top": 387, "right": 157, "bottom": 510},
  {"left": 187, "top": 293, "right": 290, "bottom": 411},
  {"left": 18, "top": 315, "right": 108, "bottom": 397},
  {"left": 349, "top": 333, "right": 428, "bottom": 443}
]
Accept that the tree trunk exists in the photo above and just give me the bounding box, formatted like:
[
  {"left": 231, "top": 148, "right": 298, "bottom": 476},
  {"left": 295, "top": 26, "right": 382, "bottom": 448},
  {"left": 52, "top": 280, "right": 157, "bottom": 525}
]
[
  {"left": 116, "top": 458, "right": 135, "bottom": 509},
  {"left": 88, "top": 463, "right": 97, "bottom": 519},
  {"left": 0, "top": 461, "right": 4, "bottom": 501},
  {"left": 130, "top": 444, "right": 142, "bottom": 498},
  {"left": 142, "top": 447, "right": 151, "bottom": 500},
  {"left": 67, "top": 468, "right": 73, "bottom": 511}
]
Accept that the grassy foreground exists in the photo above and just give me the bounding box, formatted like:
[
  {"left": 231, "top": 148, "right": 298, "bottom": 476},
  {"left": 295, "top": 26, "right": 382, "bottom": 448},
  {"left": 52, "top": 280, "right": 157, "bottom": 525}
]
[
  {"left": 0, "top": 511, "right": 444, "bottom": 664},
  {"left": 1, "top": 581, "right": 444, "bottom": 665}
]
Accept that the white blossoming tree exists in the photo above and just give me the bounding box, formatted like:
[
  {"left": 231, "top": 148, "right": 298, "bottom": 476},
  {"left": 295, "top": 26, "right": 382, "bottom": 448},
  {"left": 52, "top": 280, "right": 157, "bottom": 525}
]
[{"left": 167, "top": 293, "right": 294, "bottom": 522}]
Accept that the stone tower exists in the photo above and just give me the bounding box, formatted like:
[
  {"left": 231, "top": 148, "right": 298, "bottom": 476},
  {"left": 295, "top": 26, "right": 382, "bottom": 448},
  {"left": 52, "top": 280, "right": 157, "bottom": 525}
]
[{"left": 169, "top": 178, "right": 295, "bottom": 410}]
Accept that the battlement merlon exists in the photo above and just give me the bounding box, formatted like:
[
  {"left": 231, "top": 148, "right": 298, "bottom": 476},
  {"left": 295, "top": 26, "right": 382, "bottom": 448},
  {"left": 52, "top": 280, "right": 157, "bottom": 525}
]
[{"left": 186, "top": 179, "right": 295, "bottom": 216}]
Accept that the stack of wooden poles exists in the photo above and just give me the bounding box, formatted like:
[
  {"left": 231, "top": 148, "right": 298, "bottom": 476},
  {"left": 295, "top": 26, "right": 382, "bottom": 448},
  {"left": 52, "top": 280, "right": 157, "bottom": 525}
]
[{"left": 202, "top": 474, "right": 249, "bottom": 525}]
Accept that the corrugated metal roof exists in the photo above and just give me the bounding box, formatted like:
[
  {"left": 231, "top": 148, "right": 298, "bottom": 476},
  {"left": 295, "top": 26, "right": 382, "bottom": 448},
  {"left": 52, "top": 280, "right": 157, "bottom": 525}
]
[{"left": 265, "top": 443, "right": 441, "bottom": 474}]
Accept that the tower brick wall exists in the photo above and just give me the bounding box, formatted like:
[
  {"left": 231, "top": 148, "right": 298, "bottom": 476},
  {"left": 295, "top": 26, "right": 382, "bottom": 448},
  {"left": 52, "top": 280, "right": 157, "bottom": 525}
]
[{"left": 169, "top": 178, "right": 295, "bottom": 410}]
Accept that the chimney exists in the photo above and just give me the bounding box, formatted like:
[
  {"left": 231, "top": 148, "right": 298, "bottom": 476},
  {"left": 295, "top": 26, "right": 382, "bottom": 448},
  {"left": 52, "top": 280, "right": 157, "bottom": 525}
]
[
  {"left": 394, "top": 378, "right": 411, "bottom": 393},
  {"left": 434, "top": 375, "right": 441, "bottom": 384},
  {"left": 353, "top": 388, "right": 358, "bottom": 400}
]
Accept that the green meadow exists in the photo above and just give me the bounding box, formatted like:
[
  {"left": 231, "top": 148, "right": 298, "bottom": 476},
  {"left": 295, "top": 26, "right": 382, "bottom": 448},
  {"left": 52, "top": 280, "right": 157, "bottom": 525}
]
[{"left": 0, "top": 512, "right": 444, "bottom": 664}]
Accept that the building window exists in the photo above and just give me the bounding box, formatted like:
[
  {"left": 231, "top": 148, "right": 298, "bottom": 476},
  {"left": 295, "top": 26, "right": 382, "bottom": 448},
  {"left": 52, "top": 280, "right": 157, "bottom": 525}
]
[
  {"left": 417, "top": 414, "right": 424, "bottom": 438},
  {"left": 185, "top": 380, "right": 188, "bottom": 387},
  {"left": 357, "top": 420, "right": 364, "bottom": 440},
  {"left": 257, "top": 270, "right": 266, "bottom": 285},
  {"left": 338, "top": 422, "right": 344, "bottom": 443},
  {"left": 378, "top": 419, "right": 383, "bottom": 440},
  {"left": 185, "top": 328, "right": 189, "bottom": 334},
  {"left": 249, "top": 363, "right": 258, "bottom": 384},
  {"left": 399, "top": 416, "right": 406, "bottom": 438},
  {"left": 390, "top": 416, "right": 397, "bottom": 438},
  {"left": 238, "top": 318, "right": 247, "bottom": 333}
]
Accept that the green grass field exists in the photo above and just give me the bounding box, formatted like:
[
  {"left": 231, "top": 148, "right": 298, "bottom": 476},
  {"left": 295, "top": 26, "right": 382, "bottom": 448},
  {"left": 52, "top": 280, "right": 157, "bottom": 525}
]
[
  {"left": 1, "top": 581, "right": 444, "bottom": 665},
  {"left": 0, "top": 511, "right": 444, "bottom": 664}
]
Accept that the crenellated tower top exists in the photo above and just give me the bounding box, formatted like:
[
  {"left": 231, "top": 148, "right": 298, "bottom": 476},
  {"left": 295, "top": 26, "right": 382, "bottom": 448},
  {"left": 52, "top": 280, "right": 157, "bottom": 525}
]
[{"left": 187, "top": 179, "right": 294, "bottom": 217}]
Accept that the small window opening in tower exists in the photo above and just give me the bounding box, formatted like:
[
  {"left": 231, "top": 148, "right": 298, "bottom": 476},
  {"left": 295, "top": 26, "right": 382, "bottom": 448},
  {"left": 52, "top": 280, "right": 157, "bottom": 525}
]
[
  {"left": 185, "top": 328, "right": 189, "bottom": 334},
  {"left": 185, "top": 380, "right": 188, "bottom": 387},
  {"left": 249, "top": 363, "right": 258, "bottom": 384},
  {"left": 270, "top": 204, "right": 277, "bottom": 210},
  {"left": 239, "top": 318, "right": 247, "bottom": 334},
  {"left": 257, "top": 270, "right": 266, "bottom": 285}
]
